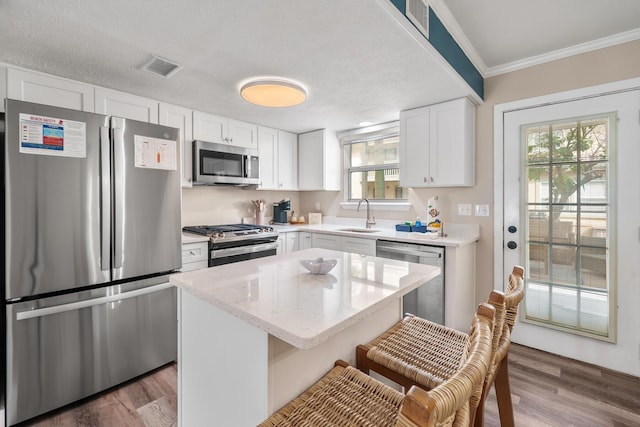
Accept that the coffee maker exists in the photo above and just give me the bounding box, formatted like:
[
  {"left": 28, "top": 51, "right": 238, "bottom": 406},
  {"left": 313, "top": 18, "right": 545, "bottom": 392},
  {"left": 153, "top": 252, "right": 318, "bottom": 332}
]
[{"left": 273, "top": 198, "right": 291, "bottom": 224}]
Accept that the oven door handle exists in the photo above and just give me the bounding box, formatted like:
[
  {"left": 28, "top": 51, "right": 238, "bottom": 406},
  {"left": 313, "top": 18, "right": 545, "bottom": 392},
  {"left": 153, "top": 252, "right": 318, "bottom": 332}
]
[{"left": 210, "top": 241, "right": 278, "bottom": 259}]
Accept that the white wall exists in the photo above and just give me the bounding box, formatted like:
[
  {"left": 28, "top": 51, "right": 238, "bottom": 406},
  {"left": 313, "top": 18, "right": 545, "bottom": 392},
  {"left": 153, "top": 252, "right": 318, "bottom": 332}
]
[{"left": 182, "top": 187, "right": 300, "bottom": 226}]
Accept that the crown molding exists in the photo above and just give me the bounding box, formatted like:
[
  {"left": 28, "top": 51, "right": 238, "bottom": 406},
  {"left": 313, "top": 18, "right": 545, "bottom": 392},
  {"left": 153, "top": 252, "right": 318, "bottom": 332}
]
[{"left": 486, "top": 27, "right": 640, "bottom": 77}]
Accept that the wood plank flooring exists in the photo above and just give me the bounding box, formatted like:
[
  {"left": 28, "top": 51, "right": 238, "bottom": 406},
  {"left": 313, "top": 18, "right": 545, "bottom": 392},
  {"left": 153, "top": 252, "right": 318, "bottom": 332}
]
[{"left": 17, "top": 344, "right": 640, "bottom": 426}]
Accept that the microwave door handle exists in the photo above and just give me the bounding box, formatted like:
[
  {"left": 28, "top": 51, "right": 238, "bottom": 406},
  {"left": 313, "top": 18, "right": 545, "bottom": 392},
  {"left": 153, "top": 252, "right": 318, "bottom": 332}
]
[{"left": 244, "top": 155, "right": 250, "bottom": 178}]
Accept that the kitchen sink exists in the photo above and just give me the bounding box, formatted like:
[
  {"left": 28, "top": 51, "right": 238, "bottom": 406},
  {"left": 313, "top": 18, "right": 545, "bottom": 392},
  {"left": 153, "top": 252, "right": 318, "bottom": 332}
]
[{"left": 338, "top": 228, "right": 381, "bottom": 233}]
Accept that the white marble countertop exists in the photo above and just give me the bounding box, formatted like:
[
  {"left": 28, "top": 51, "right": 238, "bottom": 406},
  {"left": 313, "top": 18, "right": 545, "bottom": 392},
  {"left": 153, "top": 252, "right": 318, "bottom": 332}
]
[
  {"left": 181, "top": 232, "right": 209, "bottom": 244},
  {"left": 271, "top": 221, "right": 479, "bottom": 248},
  {"left": 170, "top": 248, "right": 440, "bottom": 349}
]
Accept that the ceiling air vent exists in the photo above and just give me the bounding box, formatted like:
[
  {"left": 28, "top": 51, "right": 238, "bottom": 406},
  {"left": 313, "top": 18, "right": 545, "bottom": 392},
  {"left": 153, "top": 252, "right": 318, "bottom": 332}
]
[
  {"left": 141, "top": 55, "right": 182, "bottom": 78},
  {"left": 406, "top": 0, "right": 429, "bottom": 39}
]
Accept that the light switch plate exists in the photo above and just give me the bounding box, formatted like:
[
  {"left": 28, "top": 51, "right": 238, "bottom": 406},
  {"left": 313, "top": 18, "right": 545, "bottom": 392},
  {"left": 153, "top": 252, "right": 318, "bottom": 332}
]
[
  {"left": 475, "top": 204, "right": 490, "bottom": 216},
  {"left": 458, "top": 203, "right": 472, "bottom": 216}
]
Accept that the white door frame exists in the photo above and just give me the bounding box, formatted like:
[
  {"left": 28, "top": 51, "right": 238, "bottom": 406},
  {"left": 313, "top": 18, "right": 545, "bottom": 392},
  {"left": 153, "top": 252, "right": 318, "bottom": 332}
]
[{"left": 493, "top": 76, "right": 640, "bottom": 286}]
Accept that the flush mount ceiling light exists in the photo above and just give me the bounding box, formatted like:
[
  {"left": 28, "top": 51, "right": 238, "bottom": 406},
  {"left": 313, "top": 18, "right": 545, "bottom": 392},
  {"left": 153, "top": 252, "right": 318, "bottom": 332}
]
[{"left": 240, "top": 79, "right": 307, "bottom": 107}]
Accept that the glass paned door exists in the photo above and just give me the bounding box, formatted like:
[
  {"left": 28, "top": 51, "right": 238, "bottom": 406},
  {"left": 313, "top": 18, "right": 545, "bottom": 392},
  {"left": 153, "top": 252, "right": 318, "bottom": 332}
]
[{"left": 524, "top": 115, "right": 612, "bottom": 336}]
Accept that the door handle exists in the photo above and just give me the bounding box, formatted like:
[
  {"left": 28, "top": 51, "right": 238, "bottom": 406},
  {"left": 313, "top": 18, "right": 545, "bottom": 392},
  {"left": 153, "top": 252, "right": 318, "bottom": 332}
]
[
  {"left": 16, "top": 283, "right": 173, "bottom": 321},
  {"left": 100, "top": 126, "right": 111, "bottom": 272},
  {"left": 508, "top": 225, "right": 517, "bottom": 233},
  {"left": 507, "top": 241, "right": 518, "bottom": 249}
]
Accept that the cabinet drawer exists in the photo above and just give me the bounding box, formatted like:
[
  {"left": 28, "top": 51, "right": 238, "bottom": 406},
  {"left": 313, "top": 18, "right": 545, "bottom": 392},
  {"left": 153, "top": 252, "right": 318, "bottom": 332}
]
[
  {"left": 343, "top": 238, "right": 376, "bottom": 256},
  {"left": 182, "top": 242, "right": 208, "bottom": 265}
]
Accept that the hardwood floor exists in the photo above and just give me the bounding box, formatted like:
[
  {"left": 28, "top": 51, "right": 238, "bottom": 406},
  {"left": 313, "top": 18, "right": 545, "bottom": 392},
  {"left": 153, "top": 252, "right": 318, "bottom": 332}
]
[
  {"left": 20, "top": 363, "right": 177, "bottom": 427},
  {"left": 18, "top": 344, "right": 640, "bottom": 426}
]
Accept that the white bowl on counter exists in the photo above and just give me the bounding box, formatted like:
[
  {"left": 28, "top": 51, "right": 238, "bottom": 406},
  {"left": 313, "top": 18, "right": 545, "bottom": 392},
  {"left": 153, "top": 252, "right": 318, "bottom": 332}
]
[{"left": 300, "top": 257, "right": 337, "bottom": 275}]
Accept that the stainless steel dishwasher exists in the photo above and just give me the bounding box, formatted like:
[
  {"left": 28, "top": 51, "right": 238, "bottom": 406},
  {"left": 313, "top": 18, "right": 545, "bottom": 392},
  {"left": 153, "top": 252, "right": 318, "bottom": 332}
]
[{"left": 376, "top": 240, "right": 444, "bottom": 324}]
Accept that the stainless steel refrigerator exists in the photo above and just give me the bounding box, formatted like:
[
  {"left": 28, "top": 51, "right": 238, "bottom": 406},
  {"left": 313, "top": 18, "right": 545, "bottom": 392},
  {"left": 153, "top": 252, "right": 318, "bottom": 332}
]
[{"left": 1, "top": 99, "right": 181, "bottom": 426}]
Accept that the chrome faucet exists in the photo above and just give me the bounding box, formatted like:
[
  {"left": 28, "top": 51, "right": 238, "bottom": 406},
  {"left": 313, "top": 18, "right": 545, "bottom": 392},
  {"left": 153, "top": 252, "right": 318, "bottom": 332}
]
[{"left": 357, "top": 198, "right": 376, "bottom": 229}]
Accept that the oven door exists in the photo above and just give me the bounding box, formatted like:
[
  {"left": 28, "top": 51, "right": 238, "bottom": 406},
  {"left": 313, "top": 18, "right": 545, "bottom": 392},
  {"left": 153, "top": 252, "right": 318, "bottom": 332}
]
[{"left": 210, "top": 241, "right": 278, "bottom": 266}]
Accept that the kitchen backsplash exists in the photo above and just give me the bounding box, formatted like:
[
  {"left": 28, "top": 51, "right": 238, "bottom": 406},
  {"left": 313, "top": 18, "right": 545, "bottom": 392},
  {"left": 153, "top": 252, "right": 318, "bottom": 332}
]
[{"left": 182, "top": 186, "right": 301, "bottom": 226}]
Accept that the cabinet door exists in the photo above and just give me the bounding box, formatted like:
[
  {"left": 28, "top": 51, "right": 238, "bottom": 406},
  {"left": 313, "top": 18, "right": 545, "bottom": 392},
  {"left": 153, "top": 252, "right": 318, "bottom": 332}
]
[
  {"left": 257, "top": 126, "right": 278, "bottom": 189},
  {"left": 277, "top": 130, "right": 298, "bottom": 190},
  {"left": 193, "top": 111, "right": 227, "bottom": 143},
  {"left": 311, "top": 233, "right": 342, "bottom": 251},
  {"left": 95, "top": 88, "right": 158, "bottom": 123},
  {"left": 299, "top": 232, "right": 312, "bottom": 250},
  {"left": 400, "top": 106, "right": 430, "bottom": 187},
  {"left": 429, "top": 98, "right": 475, "bottom": 187},
  {"left": 276, "top": 234, "right": 286, "bottom": 255},
  {"left": 285, "top": 233, "right": 299, "bottom": 253},
  {"left": 298, "top": 130, "right": 323, "bottom": 190},
  {"left": 159, "top": 103, "right": 193, "bottom": 188},
  {"left": 228, "top": 119, "right": 257, "bottom": 149},
  {"left": 181, "top": 242, "right": 208, "bottom": 272},
  {"left": 7, "top": 68, "right": 95, "bottom": 112}
]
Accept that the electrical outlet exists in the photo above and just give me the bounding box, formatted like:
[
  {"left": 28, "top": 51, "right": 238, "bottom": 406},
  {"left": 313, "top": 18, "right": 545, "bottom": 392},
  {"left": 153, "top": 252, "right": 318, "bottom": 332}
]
[
  {"left": 475, "top": 204, "right": 490, "bottom": 216},
  {"left": 458, "top": 203, "right": 472, "bottom": 216}
]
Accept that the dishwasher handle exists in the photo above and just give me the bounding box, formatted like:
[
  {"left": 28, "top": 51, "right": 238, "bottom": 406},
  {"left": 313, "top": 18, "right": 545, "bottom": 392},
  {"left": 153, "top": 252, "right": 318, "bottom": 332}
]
[{"left": 377, "top": 244, "right": 442, "bottom": 260}]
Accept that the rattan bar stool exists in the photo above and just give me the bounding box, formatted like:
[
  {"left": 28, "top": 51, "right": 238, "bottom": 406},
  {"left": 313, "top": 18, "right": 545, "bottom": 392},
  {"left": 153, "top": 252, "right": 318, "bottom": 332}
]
[
  {"left": 259, "top": 304, "right": 496, "bottom": 427},
  {"left": 356, "top": 266, "right": 525, "bottom": 427}
]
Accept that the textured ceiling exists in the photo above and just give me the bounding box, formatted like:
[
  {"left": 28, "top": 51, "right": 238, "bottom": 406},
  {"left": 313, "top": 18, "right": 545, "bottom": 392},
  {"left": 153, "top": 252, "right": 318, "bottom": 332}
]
[
  {"left": 1, "top": 0, "right": 638, "bottom": 134},
  {"left": 0, "top": 0, "right": 472, "bottom": 133}
]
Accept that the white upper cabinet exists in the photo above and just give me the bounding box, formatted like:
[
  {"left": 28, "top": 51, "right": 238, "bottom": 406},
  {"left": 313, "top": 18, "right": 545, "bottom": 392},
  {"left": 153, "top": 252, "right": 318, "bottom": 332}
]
[
  {"left": 400, "top": 97, "right": 475, "bottom": 187},
  {"left": 95, "top": 87, "right": 159, "bottom": 123},
  {"left": 298, "top": 129, "right": 340, "bottom": 191},
  {"left": 257, "top": 126, "right": 278, "bottom": 189},
  {"left": 193, "top": 111, "right": 257, "bottom": 149},
  {"left": 228, "top": 118, "right": 258, "bottom": 149},
  {"left": 7, "top": 68, "right": 95, "bottom": 112},
  {"left": 277, "top": 130, "right": 298, "bottom": 190},
  {"left": 159, "top": 102, "right": 193, "bottom": 188},
  {"left": 258, "top": 126, "right": 298, "bottom": 190},
  {"left": 193, "top": 111, "right": 227, "bottom": 144}
]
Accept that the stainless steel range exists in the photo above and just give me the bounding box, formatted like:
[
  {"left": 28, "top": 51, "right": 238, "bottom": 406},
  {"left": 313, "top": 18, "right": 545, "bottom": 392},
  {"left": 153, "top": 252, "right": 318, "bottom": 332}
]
[{"left": 183, "top": 224, "right": 279, "bottom": 266}]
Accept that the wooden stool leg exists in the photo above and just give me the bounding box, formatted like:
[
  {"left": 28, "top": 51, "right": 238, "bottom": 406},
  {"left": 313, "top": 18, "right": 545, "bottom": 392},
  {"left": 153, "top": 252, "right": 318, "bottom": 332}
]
[
  {"left": 494, "top": 357, "right": 515, "bottom": 427},
  {"left": 356, "top": 344, "right": 370, "bottom": 374},
  {"left": 473, "top": 381, "right": 490, "bottom": 427}
]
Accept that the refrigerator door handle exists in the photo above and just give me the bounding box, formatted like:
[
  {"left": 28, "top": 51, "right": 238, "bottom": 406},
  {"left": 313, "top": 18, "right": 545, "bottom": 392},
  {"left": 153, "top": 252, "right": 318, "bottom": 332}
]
[
  {"left": 112, "top": 121, "right": 124, "bottom": 269},
  {"left": 15, "top": 282, "right": 174, "bottom": 321},
  {"left": 100, "top": 126, "right": 112, "bottom": 272}
]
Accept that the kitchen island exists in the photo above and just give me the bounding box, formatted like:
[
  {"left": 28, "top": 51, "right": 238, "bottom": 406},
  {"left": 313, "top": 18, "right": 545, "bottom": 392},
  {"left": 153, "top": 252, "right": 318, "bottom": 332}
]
[{"left": 170, "top": 248, "right": 441, "bottom": 426}]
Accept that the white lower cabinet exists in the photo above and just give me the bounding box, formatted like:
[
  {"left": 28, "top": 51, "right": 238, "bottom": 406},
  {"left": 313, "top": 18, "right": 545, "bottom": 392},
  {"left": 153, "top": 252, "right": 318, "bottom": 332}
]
[
  {"left": 342, "top": 237, "right": 376, "bottom": 256},
  {"left": 277, "top": 232, "right": 299, "bottom": 255},
  {"left": 181, "top": 242, "right": 208, "bottom": 272},
  {"left": 298, "top": 232, "right": 312, "bottom": 250},
  {"left": 311, "top": 233, "right": 376, "bottom": 256}
]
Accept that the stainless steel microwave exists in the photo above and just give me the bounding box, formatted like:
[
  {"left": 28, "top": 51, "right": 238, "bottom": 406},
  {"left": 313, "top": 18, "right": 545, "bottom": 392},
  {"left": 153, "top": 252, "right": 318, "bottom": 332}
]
[{"left": 193, "top": 140, "right": 259, "bottom": 186}]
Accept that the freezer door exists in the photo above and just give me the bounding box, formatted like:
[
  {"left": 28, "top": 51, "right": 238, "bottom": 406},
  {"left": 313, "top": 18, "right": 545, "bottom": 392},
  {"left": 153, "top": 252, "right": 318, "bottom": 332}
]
[
  {"left": 111, "top": 117, "right": 181, "bottom": 280},
  {"left": 4, "top": 100, "right": 111, "bottom": 299},
  {"left": 5, "top": 277, "right": 177, "bottom": 426}
]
